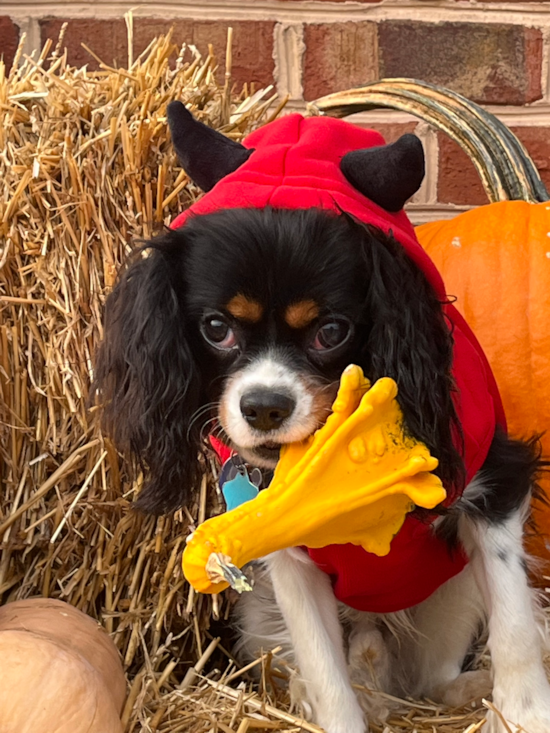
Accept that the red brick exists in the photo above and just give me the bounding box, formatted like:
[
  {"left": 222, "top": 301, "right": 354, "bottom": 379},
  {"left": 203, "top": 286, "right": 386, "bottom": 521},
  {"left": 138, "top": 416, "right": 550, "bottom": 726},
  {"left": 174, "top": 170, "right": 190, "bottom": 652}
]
[
  {"left": 438, "top": 127, "right": 550, "bottom": 205},
  {"left": 511, "top": 126, "right": 550, "bottom": 195},
  {"left": 437, "top": 134, "right": 487, "bottom": 206},
  {"left": 355, "top": 121, "right": 417, "bottom": 144},
  {"left": 378, "top": 21, "right": 543, "bottom": 105},
  {"left": 136, "top": 19, "right": 275, "bottom": 89},
  {"left": 0, "top": 16, "right": 20, "bottom": 73},
  {"left": 40, "top": 18, "right": 128, "bottom": 69},
  {"left": 40, "top": 18, "right": 275, "bottom": 88},
  {"left": 303, "top": 22, "right": 378, "bottom": 100}
]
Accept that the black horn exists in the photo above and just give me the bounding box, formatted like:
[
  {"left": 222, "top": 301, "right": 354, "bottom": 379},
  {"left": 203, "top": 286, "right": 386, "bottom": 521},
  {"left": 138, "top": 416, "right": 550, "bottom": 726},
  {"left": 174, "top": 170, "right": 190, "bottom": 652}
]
[
  {"left": 340, "top": 134, "right": 425, "bottom": 212},
  {"left": 167, "top": 101, "right": 253, "bottom": 191}
]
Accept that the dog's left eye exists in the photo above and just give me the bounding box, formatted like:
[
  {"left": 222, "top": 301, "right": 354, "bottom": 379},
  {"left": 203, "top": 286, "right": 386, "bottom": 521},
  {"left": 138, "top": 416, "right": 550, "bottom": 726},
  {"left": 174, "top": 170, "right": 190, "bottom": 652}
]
[
  {"left": 310, "top": 318, "right": 352, "bottom": 352},
  {"left": 201, "top": 315, "right": 238, "bottom": 351}
]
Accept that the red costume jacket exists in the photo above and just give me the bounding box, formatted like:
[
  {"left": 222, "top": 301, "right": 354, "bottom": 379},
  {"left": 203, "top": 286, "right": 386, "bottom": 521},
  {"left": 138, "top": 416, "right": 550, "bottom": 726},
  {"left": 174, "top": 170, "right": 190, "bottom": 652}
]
[{"left": 172, "top": 114, "right": 505, "bottom": 613}]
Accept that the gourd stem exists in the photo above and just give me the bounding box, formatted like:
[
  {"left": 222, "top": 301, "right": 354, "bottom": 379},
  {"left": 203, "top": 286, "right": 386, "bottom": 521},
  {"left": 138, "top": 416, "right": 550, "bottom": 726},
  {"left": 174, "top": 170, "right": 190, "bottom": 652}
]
[
  {"left": 310, "top": 78, "right": 549, "bottom": 204},
  {"left": 402, "top": 80, "right": 548, "bottom": 202}
]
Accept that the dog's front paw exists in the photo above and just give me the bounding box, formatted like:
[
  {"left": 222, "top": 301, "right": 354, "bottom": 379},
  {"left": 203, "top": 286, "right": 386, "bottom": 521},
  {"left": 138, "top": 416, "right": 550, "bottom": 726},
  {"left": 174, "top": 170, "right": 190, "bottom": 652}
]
[
  {"left": 432, "top": 669, "right": 492, "bottom": 708},
  {"left": 315, "top": 696, "right": 368, "bottom": 733},
  {"left": 485, "top": 698, "right": 550, "bottom": 733},
  {"left": 288, "top": 671, "right": 313, "bottom": 721},
  {"left": 348, "top": 627, "right": 391, "bottom": 722},
  {"left": 289, "top": 670, "right": 367, "bottom": 733},
  {"left": 317, "top": 715, "right": 368, "bottom": 733}
]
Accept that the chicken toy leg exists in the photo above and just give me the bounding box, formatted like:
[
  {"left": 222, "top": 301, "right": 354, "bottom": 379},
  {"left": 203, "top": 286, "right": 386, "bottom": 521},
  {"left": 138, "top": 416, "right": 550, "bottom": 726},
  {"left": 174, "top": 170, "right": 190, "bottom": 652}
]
[{"left": 183, "top": 365, "right": 447, "bottom": 594}]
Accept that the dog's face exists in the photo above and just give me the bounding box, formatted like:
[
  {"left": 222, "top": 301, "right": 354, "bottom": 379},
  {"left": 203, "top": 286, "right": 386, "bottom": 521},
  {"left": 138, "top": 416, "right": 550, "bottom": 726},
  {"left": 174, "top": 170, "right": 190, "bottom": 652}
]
[
  {"left": 95, "top": 205, "right": 461, "bottom": 513},
  {"left": 181, "top": 207, "right": 368, "bottom": 468}
]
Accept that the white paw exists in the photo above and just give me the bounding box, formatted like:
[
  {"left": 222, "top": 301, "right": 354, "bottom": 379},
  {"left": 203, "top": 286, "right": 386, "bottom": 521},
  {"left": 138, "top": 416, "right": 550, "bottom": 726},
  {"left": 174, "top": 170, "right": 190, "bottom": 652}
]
[
  {"left": 288, "top": 672, "right": 313, "bottom": 721},
  {"left": 288, "top": 669, "right": 367, "bottom": 733},
  {"left": 432, "top": 669, "right": 492, "bottom": 708},
  {"left": 353, "top": 687, "right": 390, "bottom": 723},
  {"left": 317, "top": 716, "right": 368, "bottom": 733},
  {"left": 347, "top": 627, "right": 391, "bottom": 723},
  {"left": 315, "top": 694, "right": 368, "bottom": 733},
  {"left": 485, "top": 700, "right": 550, "bottom": 733},
  {"left": 348, "top": 627, "right": 391, "bottom": 691},
  {"left": 518, "top": 716, "right": 550, "bottom": 733}
]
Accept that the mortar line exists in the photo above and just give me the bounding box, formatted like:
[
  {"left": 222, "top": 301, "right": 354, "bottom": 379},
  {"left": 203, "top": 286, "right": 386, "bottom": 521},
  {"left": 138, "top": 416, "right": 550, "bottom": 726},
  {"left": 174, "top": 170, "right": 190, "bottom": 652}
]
[
  {"left": 541, "top": 26, "right": 550, "bottom": 102},
  {"left": 288, "top": 101, "right": 550, "bottom": 127},
  {"left": 5, "top": 1, "right": 550, "bottom": 26}
]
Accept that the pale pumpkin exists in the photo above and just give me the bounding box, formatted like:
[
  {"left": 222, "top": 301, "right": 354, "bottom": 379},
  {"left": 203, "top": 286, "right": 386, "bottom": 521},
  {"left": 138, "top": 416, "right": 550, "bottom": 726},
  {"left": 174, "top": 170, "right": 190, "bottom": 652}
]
[
  {"left": 416, "top": 201, "right": 550, "bottom": 564},
  {"left": 0, "top": 598, "right": 126, "bottom": 732},
  {"left": 183, "top": 366, "right": 446, "bottom": 594}
]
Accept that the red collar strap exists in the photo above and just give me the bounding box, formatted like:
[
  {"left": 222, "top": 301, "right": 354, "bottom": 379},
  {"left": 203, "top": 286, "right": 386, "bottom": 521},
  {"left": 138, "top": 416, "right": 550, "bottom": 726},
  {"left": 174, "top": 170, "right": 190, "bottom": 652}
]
[{"left": 209, "top": 435, "right": 234, "bottom": 464}]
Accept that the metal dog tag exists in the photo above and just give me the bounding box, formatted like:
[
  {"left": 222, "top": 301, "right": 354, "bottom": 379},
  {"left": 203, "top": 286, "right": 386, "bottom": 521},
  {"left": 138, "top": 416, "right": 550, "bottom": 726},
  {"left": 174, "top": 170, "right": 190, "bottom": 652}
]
[{"left": 220, "top": 456, "right": 260, "bottom": 511}]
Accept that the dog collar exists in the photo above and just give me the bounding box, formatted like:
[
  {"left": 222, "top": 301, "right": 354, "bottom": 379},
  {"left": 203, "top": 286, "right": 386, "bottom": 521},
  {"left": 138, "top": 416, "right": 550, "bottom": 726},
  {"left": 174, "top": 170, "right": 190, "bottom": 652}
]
[
  {"left": 210, "top": 436, "right": 272, "bottom": 511},
  {"left": 220, "top": 456, "right": 261, "bottom": 511}
]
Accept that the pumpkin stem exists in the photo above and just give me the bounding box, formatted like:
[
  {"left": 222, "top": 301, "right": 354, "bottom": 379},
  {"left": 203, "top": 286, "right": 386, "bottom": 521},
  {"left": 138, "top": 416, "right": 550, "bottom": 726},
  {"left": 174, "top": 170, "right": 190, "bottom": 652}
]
[{"left": 310, "top": 79, "right": 549, "bottom": 204}]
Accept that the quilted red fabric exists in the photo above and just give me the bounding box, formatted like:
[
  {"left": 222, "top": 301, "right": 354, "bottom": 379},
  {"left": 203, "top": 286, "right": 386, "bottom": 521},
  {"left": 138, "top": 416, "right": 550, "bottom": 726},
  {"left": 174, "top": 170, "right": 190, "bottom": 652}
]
[{"left": 173, "top": 114, "right": 505, "bottom": 613}]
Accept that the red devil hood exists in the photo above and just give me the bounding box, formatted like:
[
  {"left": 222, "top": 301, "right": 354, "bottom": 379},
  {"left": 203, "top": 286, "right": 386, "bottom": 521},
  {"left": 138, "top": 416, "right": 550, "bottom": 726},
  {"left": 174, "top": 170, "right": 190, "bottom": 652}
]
[
  {"left": 171, "top": 112, "right": 506, "bottom": 613},
  {"left": 172, "top": 114, "right": 446, "bottom": 300}
]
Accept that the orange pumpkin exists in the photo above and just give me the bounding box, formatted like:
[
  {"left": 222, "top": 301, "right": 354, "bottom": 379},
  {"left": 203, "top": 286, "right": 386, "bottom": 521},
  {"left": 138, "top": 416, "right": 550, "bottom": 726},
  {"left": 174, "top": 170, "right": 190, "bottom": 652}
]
[{"left": 416, "top": 201, "right": 550, "bottom": 565}]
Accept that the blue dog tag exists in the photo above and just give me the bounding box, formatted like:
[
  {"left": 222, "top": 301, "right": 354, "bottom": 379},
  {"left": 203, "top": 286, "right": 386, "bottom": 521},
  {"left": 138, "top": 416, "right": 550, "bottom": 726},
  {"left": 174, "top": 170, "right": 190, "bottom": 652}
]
[{"left": 222, "top": 469, "right": 260, "bottom": 511}]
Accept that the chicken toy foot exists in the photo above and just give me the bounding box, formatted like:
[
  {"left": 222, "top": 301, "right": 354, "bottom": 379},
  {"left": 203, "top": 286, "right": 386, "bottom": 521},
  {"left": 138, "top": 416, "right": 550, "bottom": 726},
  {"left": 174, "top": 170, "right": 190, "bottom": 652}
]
[{"left": 183, "top": 365, "right": 446, "bottom": 594}]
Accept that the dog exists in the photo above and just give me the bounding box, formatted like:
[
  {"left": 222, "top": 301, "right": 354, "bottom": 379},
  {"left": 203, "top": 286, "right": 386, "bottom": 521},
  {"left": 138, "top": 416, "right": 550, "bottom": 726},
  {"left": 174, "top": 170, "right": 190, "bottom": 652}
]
[{"left": 93, "top": 105, "right": 550, "bottom": 733}]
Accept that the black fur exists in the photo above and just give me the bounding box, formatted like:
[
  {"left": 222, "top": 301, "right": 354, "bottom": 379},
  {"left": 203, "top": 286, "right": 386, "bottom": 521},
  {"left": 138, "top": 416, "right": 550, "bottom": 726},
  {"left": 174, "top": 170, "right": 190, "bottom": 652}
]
[
  {"left": 468, "top": 428, "right": 544, "bottom": 524},
  {"left": 92, "top": 236, "right": 202, "bottom": 514},
  {"left": 436, "top": 427, "right": 546, "bottom": 547},
  {"left": 93, "top": 207, "right": 468, "bottom": 513},
  {"left": 352, "top": 218, "right": 463, "bottom": 495}
]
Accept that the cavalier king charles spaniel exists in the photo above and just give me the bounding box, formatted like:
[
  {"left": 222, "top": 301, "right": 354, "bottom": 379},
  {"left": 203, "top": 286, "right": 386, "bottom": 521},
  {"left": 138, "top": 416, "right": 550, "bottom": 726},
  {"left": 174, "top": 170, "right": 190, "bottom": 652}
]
[{"left": 93, "top": 105, "right": 550, "bottom": 733}]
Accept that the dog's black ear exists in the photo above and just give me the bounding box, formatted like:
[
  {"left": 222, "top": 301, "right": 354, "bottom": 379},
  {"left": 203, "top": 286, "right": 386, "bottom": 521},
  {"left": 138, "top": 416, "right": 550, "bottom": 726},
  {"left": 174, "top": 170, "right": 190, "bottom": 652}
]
[
  {"left": 167, "top": 101, "right": 253, "bottom": 191},
  {"left": 92, "top": 231, "right": 202, "bottom": 514},
  {"left": 341, "top": 134, "right": 425, "bottom": 212},
  {"left": 355, "top": 221, "right": 464, "bottom": 494}
]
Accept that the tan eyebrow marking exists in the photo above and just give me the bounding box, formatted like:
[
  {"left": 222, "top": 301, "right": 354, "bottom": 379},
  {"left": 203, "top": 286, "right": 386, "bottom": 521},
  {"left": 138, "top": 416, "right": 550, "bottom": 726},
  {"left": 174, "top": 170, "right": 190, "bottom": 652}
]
[
  {"left": 226, "top": 294, "right": 263, "bottom": 323},
  {"left": 285, "top": 300, "right": 320, "bottom": 329}
]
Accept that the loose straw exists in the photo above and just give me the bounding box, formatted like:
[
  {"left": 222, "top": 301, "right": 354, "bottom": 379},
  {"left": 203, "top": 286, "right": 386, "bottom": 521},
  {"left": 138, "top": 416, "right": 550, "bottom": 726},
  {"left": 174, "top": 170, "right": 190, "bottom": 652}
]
[{"left": 50, "top": 450, "right": 107, "bottom": 543}]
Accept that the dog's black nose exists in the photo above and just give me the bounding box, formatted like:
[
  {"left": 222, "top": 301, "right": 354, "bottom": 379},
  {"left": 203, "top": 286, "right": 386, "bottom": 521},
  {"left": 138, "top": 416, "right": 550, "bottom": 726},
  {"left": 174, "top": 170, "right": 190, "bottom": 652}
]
[{"left": 240, "top": 390, "right": 295, "bottom": 431}]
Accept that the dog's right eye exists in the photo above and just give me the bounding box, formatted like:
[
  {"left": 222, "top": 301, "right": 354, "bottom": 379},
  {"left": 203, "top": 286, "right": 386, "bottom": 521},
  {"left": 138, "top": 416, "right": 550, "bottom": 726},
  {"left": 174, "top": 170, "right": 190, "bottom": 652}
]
[
  {"left": 200, "top": 315, "right": 238, "bottom": 351},
  {"left": 310, "top": 318, "right": 352, "bottom": 353}
]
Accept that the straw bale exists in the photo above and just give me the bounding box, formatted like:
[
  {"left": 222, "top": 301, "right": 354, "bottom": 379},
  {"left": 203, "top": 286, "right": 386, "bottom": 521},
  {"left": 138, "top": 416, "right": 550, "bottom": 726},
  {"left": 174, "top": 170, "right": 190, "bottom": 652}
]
[{"left": 0, "top": 19, "right": 547, "bottom": 732}]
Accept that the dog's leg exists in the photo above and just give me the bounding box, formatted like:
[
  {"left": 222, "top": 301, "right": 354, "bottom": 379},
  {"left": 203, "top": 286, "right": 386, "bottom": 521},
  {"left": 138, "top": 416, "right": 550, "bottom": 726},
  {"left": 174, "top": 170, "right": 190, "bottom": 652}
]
[
  {"left": 347, "top": 613, "right": 392, "bottom": 722},
  {"left": 460, "top": 509, "right": 550, "bottom": 732},
  {"left": 266, "top": 548, "right": 367, "bottom": 733},
  {"left": 392, "top": 564, "right": 491, "bottom": 707},
  {"left": 232, "top": 561, "right": 296, "bottom": 667}
]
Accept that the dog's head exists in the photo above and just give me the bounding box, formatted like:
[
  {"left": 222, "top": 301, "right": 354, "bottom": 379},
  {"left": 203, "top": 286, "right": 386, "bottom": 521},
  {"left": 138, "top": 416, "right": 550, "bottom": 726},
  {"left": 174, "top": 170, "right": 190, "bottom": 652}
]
[{"left": 93, "top": 108, "right": 463, "bottom": 513}]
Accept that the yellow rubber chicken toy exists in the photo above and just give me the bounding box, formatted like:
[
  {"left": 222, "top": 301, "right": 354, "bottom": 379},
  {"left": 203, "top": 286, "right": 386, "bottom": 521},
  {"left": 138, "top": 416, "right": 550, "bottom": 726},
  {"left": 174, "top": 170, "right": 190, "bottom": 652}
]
[{"left": 182, "top": 365, "right": 446, "bottom": 594}]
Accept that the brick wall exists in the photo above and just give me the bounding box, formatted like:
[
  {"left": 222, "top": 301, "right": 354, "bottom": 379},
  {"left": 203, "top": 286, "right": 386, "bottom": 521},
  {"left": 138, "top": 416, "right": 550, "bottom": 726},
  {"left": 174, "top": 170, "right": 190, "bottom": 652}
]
[{"left": 2, "top": 1, "right": 550, "bottom": 222}]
